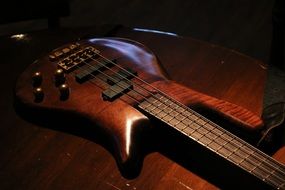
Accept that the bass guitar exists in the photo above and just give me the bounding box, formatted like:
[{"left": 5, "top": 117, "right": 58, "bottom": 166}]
[{"left": 14, "top": 37, "right": 285, "bottom": 189}]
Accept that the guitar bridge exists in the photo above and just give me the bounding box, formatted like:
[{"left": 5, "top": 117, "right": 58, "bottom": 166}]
[{"left": 57, "top": 46, "right": 100, "bottom": 72}]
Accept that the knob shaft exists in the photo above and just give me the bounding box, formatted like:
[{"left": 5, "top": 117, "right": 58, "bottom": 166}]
[
  {"left": 54, "top": 69, "right": 65, "bottom": 86},
  {"left": 32, "top": 72, "right": 42, "bottom": 87},
  {"left": 33, "top": 87, "right": 44, "bottom": 102},
  {"left": 59, "top": 84, "right": 70, "bottom": 100}
]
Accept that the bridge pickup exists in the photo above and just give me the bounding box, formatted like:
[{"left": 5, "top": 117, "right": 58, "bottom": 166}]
[
  {"left": 107, "top": 68, "right": 137, "bottom": 85},
  {"left": 75, "top": 59, "right": 115, "bottom": 83},
  {"left": 102, "top": 80, "right": 133, "bottom": 101}
]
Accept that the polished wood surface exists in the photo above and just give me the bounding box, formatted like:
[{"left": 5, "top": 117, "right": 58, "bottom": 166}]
[
  {"left": 1, "top": 27, "right": 283, "bottom": 190},
  {"left": 115, "top": 28, "right": 267, "bottom": 117}
]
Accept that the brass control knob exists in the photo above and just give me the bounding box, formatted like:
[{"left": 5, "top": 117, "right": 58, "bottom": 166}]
[
  {"left": 33, "top": 87, "right": 44, "bottom": 102},
  {"left": 32, "top": 72, "right": 42, "bottom": 87},
  {"left": 54, "top": 69, "right": 65, "bottom": 86},
  {"left": 59, "top": 84, "right": 70, "bottom": 100}
]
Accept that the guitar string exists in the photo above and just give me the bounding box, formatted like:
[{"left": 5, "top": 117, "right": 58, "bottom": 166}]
[
  {"left": 88, "top": 47, "right": 285, "bottom": 177},
  {"left": 80, "top": 47, "right": 285, "bottom": 183},
  {"left": 76, "top": 58, "right": 285, "bottom": 187},
  {"left": 64, "top": 46, "right": 285, "bottom": 184},
  {"left": 88, "top": 47, "right": 285, "bottom": 184},
  {"left": 76, "top": 52, "right": 279, "bottom": 186}
]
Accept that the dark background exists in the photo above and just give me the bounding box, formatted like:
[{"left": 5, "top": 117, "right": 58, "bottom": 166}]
[{"left": 0, "top": 0, "right": 284, "bottom": 107}]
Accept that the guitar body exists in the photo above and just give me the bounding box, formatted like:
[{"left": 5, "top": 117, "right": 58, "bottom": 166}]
[{"left": 15, "top": 38, "right": 282, "bottom": 189}]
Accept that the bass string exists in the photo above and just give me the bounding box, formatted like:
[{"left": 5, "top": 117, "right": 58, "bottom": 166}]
[
  {"left": 86, "top": 48, "right": 285, "bottom": 182},
  {"left": 89, "top": 48, "right": 285, "bottom": 178},
  {"left": 66, "top": 45, "right": 285, "bottom": 182}
]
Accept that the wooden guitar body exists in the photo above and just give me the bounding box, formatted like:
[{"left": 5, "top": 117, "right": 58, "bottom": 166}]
[{"left": 14, "top": 38, "right": 284, "bottom": 189}]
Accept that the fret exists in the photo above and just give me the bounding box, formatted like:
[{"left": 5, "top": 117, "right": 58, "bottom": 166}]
[
  {"left": 182, "top": 126, "right": 194, "bottom": 135},
  {"left": 147, "top": 96, "right": 158, "bottom": 104},
  {"left": 255, "top": 152, "right": 268, "bottom": 163},
  {"left": 188, "top": 114, "right": 199, "bottom": 121},
  {"left": 175, "top": 114, "right": 185, "bottom": 121},
  {"left": 152, "top": 107, "right": 162, "bottom": 115},
  {"left": 155, "top": 101, "right": 162, "bottom": 106},
  {"left": 158, "top": 103, "right": 167, "bottom": 110},
  {"left": 199, "top": 136, "right": 212, "bottom": 145},
  {"left": 197, "top": 126, "right": 208, "bottom": 135},
  {"left": 157, "top": 110, "right": 167, "bottom": 118},
  {"left": 241, "top": 144, "right": 255, "bottom": 155},
  {"left": 235, "top": 148, "right": 248, "bottom": 157},
  {"left": 150, "top": 107, "right": 160, "bottom": 115},
  {"left": 139, "top": 100, "right": 151, "bottom": 109},
  {"left": 162, "top": 114, "right": 174, "bottom": 122},
  {"left": 231, "top": 138, "right": 243, "bottom": 147},
  {"left": 228, "top": 152, "right": 245, "bottom": 164},
  {"left": 184, "top": 111, "right": 193, "bottom": 117},
  {"left": 146, "top": 104, "right": 156, "bottom": 111},
  {"left": 238, "top": 151, "right": 285, "bottom": 187},
  {"left": 255, "top": 153, "right": 285, "bottom": 177},
  {"left": 271, "top": 163, "right": 285, "bottom": 178},
  {"left": 204, "top": 123, "right": 215, "bottom": 131},
  {"left": 138, "top": 95, "right": 285, "bottom": 190},
  {"left": 196, "top": 118, "right": 207, "bottom": 125},
  {"left": 208, "top": 141, "right": 222, "bottom": 151},
  {"left": 240, "top": 159, "right": 256, "bottom": 171},
  {"left": 255, "top": 152, "right": 281, "bottom": 171},
  {"left": 247, "top": 153, "right": 261, "bottom": 164},
  {"left": 226, "top": 142, "right": 239, "bottom": 152},
  {"left": 205, "top": 130, "right": 216, "bottom": 138},
  {"left": 222, "top": 132, "right": 233, "bottom": 142},
  {"left": 265, "top": 174, "right": 284, "bottom": 187},
  {"left": 212, "top": 128, "right": 223, "bottom": 135},
  {"left": 252, "top": 162, "right": 285, "bottom": 187},
  {"left": 169, "top": 118, "right": 180, "bottom": 126},
  {"left": 176, "top": 122, "right": 187, "bottom": 130},
  {"left": 164, "top": 107, "right": 173, "bottom": 114},
  {"left": 182, "top": 118, "right": 192, "bottom": 125},
  {"left": 214, "top": 135, "right": 227, "bottom": 145},
  {"left": 260, "top": 161, "right": 279, "bottom": 176},
  {"left": 176, "top": 106, "right": 186, "bottom": 113},
  {"left": 164, "top": 99, "right": 173, "bottom": 106},
  {"left": 191, "top": 131, "right": 203, "bottom": 140},
  {"left": 190, "top": 122, "right": 200, "bottom": 130},
  {"left": 159, "top": 95, "right": 169, "bottom": 102},
  {"left": 154, "top": 93, "right": 163, "bottom": 99},
  {"left": 170, "top": 103, "right": 179, "bottom": 109},
  {"left": 252, "top": 167, "right": 270, "bottom": 179},
  {"left": 170, "top": 110, "right": 179, "bottom": 117},
  {"left": 217, "top": 147, "right": 232, "bottom": 157}
]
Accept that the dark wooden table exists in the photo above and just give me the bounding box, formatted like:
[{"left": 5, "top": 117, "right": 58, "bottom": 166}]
[{"left": 0, "top": 26, "right": 284, "bottom": 190}]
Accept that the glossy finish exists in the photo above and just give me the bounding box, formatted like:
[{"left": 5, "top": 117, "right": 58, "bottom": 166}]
[
  {"left": 15, "top": 37, "right": 267, "bottom": 171},
  {"left": 15, "top": 38, "right": 166, "bottom": 174},
  {"left": 2, "top": 27, "right": 283, "bottom": 190}
]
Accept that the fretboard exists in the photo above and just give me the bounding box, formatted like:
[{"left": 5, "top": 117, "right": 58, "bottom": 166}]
[{"left": 138, "top": 93, "right": 285, "bottom": 189}]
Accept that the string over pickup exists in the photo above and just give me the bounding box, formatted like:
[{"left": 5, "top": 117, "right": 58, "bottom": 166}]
[
  {"left": 75, "top": 59, "right": 115, "bottom": 83},
  {"left": 107, "top": 68, "right": 137, "bottom": 85},
  {"left": 102, "top": 80, "right": 133, "bottom": 101}
]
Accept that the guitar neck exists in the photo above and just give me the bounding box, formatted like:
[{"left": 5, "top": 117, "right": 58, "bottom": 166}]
[{"left": 138, "top": 93, "right": 285, "bottom": 189}]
